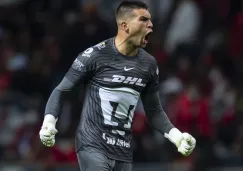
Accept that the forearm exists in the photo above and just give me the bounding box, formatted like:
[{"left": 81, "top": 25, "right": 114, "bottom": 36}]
[
  {"left": 44, "top": 77, "right": 75, "bottom": 119},
  {"left": 44, "top": 89, "right": 67, "bottom": 119},
  {"left": 141, "top": 91, "right": 174, "bottom": 134},
  {"left": 147, "top": 107, "right": 175, "bottom": 134}
]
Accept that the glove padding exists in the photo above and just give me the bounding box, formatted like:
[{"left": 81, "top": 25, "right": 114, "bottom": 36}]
[
  {"left": 165, "top": 128, "right": 196, "bottom": 156},
  {"left": 39, "top": 122, "right": 58, "bottom": 147},
  {"left": 178, "top": 133, "right": 196, "bottom": 156}
]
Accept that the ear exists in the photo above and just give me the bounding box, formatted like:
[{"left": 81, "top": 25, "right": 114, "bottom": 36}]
[{"left": 121, "top": 21, "right": 129, "bottom": 33}]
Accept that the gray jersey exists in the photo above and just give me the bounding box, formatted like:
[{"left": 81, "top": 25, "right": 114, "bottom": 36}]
[{"left": 65, "top": 38, "right": 159, "bottom": 162}]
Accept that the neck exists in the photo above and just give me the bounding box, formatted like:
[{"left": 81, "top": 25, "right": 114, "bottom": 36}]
[{"left": 115, "top": 33, "right": 138, "bottom": 56}]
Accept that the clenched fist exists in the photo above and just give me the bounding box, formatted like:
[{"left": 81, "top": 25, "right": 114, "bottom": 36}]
[
  {"left": 39, "top": 114, "right": 58, "bottom": 147},
  {"left": 165, "top": 128, "right": 196, "bottom": 156}
]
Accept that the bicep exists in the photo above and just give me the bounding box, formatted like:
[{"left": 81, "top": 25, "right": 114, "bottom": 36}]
[
  {"left": 143, "top": 64, "right": 159, "bottom": 94},
  {"left": 55, "top": 77, "right": 76, "bottom": 91}
]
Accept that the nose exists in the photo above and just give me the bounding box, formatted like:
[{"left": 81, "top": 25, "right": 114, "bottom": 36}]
[{"left": 148, "top": 20, "right": 153, "bottom": 30}]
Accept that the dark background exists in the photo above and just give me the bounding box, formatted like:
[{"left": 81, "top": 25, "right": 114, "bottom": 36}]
[{"left": 0, "top": 0, "right": 243, "bottom": 170}]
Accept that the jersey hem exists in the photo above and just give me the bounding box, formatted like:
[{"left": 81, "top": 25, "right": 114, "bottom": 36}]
[{"left": 77, "top": 146, "right": 133, "bottom": 163}]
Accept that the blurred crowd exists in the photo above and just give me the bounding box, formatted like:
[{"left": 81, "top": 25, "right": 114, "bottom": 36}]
[{"left": 0, "top": 0, "right": 243, "bottom": 170}]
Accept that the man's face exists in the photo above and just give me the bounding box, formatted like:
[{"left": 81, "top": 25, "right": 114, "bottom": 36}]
[{"left": 126, "top": 9, "right": 153, "bottom": 48}]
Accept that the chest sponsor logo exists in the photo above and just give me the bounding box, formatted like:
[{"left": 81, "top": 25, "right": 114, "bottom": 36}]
[{"left": 104, "top": 75, "right": 146, "bottom": 87}]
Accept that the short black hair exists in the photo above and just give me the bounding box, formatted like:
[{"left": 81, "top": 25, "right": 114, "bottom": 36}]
[{"left": 116, "top": 1, "right": 148, "bottom": 20}]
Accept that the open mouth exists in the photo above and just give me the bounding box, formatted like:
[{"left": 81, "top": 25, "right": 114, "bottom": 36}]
[{"left": 144, "top": 32, "right": 152, "bottom": 43}]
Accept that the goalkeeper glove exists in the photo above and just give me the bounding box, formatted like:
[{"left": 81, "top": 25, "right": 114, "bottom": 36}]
[
  {"left": 165, "top": 128, "right": 196, "bottom": 156},
  {"left": 39, "top": 114, "right": 58, "bottom": 147}
]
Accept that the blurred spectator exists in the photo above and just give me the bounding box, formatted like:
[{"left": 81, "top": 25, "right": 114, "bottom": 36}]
[
  {"left": 165, "top": 0, "right": 201, "bottom": 54},
  {"left": 0, "top": 0, "right": 243, "bottom": 170}
]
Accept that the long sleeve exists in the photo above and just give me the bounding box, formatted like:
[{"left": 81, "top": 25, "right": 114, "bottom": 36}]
[
  {"left": 141, "top": 57, "right": 174, "bottom": 134},
  {"left": 44, "top": 77, "right": 76, "bottom": 118},
  {"left": 141, "top": 91, "right": 174, "bottom": 134},
  {"left": 44, "top": 47, "right": 98, "bottom": 119}
]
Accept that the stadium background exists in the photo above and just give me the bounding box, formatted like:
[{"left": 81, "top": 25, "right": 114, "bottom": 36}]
[{"left": 0, "top": 0, "right": 243, "bottom": 170}]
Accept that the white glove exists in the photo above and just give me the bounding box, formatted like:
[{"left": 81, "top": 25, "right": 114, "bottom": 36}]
[
  {"left": 39, "top": 114, "right": 58, "bottom": 147},
  {"left": 165, "top": 128, "right": 196, "bottom": 156}
]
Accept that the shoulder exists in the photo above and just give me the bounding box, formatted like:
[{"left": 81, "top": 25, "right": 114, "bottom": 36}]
[
  {"left": 139, "top": 49, "right": 158, "bottom": 71},
  {"left": 79, "top": 38, "right": 113, "bottom": 58},
  {"left": 73, "top": 38, "right": 113, "bottom": 71}
]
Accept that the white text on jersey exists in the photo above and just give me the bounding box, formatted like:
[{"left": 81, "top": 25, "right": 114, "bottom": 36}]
[{"left": 104, "top": 75, "right": 146, "bottom": 87}]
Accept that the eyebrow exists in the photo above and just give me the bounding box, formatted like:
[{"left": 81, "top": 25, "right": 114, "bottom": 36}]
[{"left": 139, "top": 16, "right": 150, "bottom": 20}]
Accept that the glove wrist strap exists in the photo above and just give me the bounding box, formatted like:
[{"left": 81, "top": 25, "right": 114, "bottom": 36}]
[
  {"left": 43, "top": 114, "right": 58, "bottom": 126},
  {"left": 164, "top": 128, "right": 182, "bottom": 147}
]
